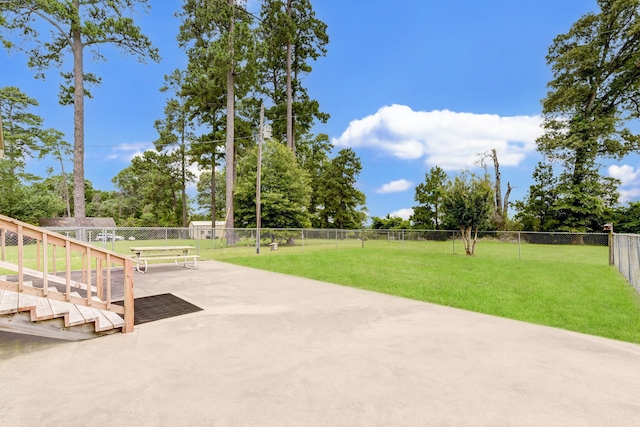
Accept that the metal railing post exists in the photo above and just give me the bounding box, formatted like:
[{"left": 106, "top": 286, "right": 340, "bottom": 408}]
[
  {"left": 452, "top": 231, "right": 456, "bottom": 255},
  {"left": 628, "top": 237, "right": 632, "bottom": 287}
]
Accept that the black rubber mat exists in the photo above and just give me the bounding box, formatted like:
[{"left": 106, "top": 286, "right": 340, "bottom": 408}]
[{"left": 113, "top": 293, "right": 202, "bottom": 325}]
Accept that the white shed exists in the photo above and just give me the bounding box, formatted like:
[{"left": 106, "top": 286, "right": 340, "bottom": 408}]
[{"left": 189, "top": 220, "right": 226, "bottom": 240}]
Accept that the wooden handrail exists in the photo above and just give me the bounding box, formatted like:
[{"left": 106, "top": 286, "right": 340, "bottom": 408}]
[{"left": 0, "top": 214, "right": 134, "bottom": 333}]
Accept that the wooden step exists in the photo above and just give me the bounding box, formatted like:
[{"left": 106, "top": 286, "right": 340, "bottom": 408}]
[
  {"left": 47, "top": 294, "right": 68, "bottom": 316},
  {"left": 91, "top": 296, "right": 125, "bottom": 330},
  {"left": 33, "top": 295, "right": 55, "bottom": 321},
  {"left": 47, "top": 298, "right": 83, "bottom": 327},
  {"left": 0, "top": 312, "right": 114, "bottom": 341},
  {"left": 1, "top": 287, "right": 125, "bottom": 336},
  {"left": 93, "top": 309, "right": 116, "bottom": 332},
  {"left": 101, "top": 310, "right": 125, "bottom": 329},
  {"left": 64, "top": 292, "right": 120, "bottom": 331},
  {"left": 66, "top": 303, "right": 87, "bottom": 327},
  {"left": 17, "top": 292, "right": 38, "bottom": 316},
  {"left": 75, "top": 303, "right": 99, "bottom": 324},
  {"left": 0, "top": 289, "right": 19, "bottom": 315}
]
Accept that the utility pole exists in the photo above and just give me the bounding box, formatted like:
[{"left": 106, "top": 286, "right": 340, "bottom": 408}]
[{"left": 256, "top": 102, "right": 264, "bottom": 254}]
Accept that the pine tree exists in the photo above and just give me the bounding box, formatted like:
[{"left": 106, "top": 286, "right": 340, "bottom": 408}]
[{"left": 0, "top": 1, "right": 159, "bottom": 224}]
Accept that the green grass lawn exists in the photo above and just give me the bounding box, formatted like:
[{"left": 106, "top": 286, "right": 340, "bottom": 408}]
[
  {"left": 4, "top": 236, "right": 639, "bottom": 344},
  {"left": 221, "top": 242, "right": 640, "bottom": 344}
]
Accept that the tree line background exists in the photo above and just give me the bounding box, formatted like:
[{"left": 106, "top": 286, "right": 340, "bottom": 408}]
[{"left": 1, "top": 0, "right": 640, "bottom": 236}]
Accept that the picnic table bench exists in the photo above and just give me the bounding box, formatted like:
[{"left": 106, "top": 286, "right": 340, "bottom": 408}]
[{"left": 130, "top": 246, "right": 199, "bottom": 273}]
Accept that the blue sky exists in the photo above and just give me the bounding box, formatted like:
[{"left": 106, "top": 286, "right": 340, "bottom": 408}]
[{"left": 2, "top": 0, "right": 638, "bottom": 220}]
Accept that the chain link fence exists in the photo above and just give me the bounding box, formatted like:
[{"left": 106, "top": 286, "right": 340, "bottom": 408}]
[
  {"left": 1, "top": 227, "right": 609, "bottom": 247},
  {"left": 363, "top": 229, "right": 609, "bottom": 246},
  {"left": 5, "top": 226, "right": 636, "bottom": 296},
  {"left": 613, "top": 234, "right": 640, "bottom": 294},
  {"left": 27, "top": 226, "right": 608, "bottom": 259},
  {"left": 2, "top": 226, "right": 609, "bottom": 252},
  {"left": 3, "top": 226, "right": 623, "bottom": 285}
]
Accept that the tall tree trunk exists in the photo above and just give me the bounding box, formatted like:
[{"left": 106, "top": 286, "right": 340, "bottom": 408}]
[
  {"left": 225, "top": 0, "right": 236, "bottom": 243},
  {"left": 180, "top": 110, "right": 187, "bottom": 227},
  {"left": 0, "top": 109, "right": 4, "bottom": 159},
  {"left": 481, "top": 148, "right": 509, "bottom": 229},
  {"left": 471, "top": 227, "right": 478, "bottom": 255},
  {"left": 72, "top": 2, "right": 86, "bottom": 225},
  {"left": 503, "top": 182, "right": 512, "bottom": 220},
  {"left": 286, "top": 0, "right": 294, "bottom": 153},
  {"left": 211, "top": 160, "right": 216, "bottom": 226},
  {"left": 57, "top": 150, "right": 71, "bottom": 217},
  {"left": 461, "top": 226, "right": 470, "bottom": 255},
  {"left": 492, "top": 148, "right": 502, "bottom": 217}
]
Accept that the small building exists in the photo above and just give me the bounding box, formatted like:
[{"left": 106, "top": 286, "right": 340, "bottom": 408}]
[{"left": 189, "top": 220, "right": 226, "bottom": 240}]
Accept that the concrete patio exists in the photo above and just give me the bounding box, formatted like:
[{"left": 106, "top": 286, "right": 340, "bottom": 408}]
[{"left": 1, "top": 260, "right": 640, "bottom": 426}]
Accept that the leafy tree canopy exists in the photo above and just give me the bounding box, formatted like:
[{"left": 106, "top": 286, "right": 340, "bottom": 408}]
[
  {"left": 235, "top": 138, "right": 312, "bottom": 228},
  {"left": 411, "top": 166, "right": 447, "bottom": 230},
  {"left": 315, "top": 148, "right": 367, "bottom": 229},
  {"left": 371, "top": 215, "right": 410, "bottom": 230},
  {"left": 537, "top": 0, "right": 639, "bottom": 230},
  {"left": 0, "top": 0, "right": 159, "bottom": 223},
  {"left": 441, "top": 172, "right": 493, "bottom": 255},
  {"left": 257, "top": 0, "right": 329, "bottom": 150},
  {"left": 112, "top": 150, "right": 189, "bottom": 227}
]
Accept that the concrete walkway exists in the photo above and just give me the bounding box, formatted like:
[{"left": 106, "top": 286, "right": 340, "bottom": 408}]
[{"left": 1, "top": 260, "right": 640, "bottom": 426}]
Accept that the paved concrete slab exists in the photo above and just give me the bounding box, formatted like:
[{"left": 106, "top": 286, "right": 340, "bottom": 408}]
[{"left": 1, "top": 260, "right": 640, "bottom": 426}]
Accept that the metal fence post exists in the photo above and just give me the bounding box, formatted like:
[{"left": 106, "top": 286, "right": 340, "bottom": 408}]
[
  {"left": 608, "top": 228, "right": 614, "bottom": 266},
  {"left": 518, "top": 231, "right": 521, "bottom": 260},
  {"left": 628, "top": 237, "right": 632, "bottom": 287},
  {"left": 452, "top": 231, "right": 456, "bottom": 255}
]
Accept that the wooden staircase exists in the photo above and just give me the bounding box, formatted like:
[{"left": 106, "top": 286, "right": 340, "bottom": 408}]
[
  {"left": 0, "top": 286, "right": 125, "bottom": 340},
  {"left": 0, "top": 215, "right": 134, "bottom": 340}
]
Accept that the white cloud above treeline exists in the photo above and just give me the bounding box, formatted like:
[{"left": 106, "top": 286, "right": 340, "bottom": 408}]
[
  {"left": 333, "top": 104, "right": 544, "bottom": 170},
  {"left": 110, "top": 142, "right": 153, "bottom": 162},
  {"left": 609, "top": 164, "right": 640, "bottom": 185},
  {"left": 376, "top": 179, "right": 413, "bottom": 194},
  {"left": 609, "top": 164, "right": 640, "bottom": 202},
  {"left": 389, "top": 208, "right": 414, "bottom": 220}
]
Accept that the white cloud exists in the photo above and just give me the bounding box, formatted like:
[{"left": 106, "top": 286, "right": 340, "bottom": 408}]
[
  {"left": 376, "top": 179, "right": 413, "bottom": 194},
  {"left": 609, "top": 164, "right": 640, "bottom": 185},
  {"left": 333, "top": 104, "right": 543, "bottom": 170},
  {"left": 618, "top": 188, "right": 640, "bottom": 203},
  {"left": 609, "top": 164, "right": 640, "bottom": 203},
  {"left": 110, "top": 142, "right": 154, "bottom": 162},
  {"left": 187, "top": 162, "right": 205, "bottom": 190},
  {"left": 389, "top": 208, "right": 414, "bottom": 220}
]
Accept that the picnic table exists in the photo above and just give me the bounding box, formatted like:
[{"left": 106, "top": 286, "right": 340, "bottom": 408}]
[{"left": 130, "top": 246, "right": 198, "bottom": 273}]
